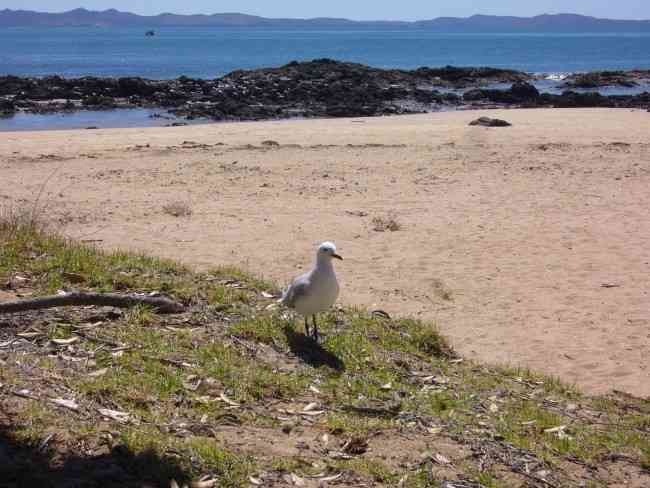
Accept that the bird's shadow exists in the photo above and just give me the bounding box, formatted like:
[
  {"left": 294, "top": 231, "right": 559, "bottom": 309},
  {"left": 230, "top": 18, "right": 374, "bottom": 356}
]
[{"left": 282, "top": 325, "right": 345, "bottom": 373}]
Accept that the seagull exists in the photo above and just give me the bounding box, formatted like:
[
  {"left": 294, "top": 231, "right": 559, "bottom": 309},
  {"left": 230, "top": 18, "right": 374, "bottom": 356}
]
[{"left": 279, "top": 241, "right": 342, "bottom": 339}]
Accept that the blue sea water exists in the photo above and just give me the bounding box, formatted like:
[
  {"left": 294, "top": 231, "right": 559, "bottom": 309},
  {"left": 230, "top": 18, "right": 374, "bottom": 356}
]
[
  {"left": 2, "top": 27, "right": 650, "bottom": 79},
  {"left": 1, "top": 27, "right": 649, "bottom": 131},
  {"left": 0, "top": 108, "right": 204, "bottom": 131}
]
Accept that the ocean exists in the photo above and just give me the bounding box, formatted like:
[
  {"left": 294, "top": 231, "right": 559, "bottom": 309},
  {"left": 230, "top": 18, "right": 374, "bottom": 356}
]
[
  {"left": 2, "top": 27, "right": 650, "bottom": 79},
  {"left": 1, "top": 27, "right": 649, "bottom": 131}
]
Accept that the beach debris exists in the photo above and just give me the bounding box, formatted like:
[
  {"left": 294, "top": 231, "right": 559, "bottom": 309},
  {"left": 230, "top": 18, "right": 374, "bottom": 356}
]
[
  {"left": 342, "top": 436, "right": 369, "bottom": 455},
  {"left": 98, "top": 408, "right": 132, "bottom": 424},
  {"left": 219, "top": 393, "right": 241, "bottom": 407},
  {"left": 469, "top": 116, "right": 512, "bottom": 127},
  {"left": 302, "top": 402, "right": 320, "bottom": 412},
  {"left": 191, "top": 476, "right": 218, "bottom": 488},
  {"left": 371, "top": 309, "right": 391, "bottom": 319},
  {"left": 162, "top": 201, "right": 192, "bottom": 218},
  {"left": 433, "top": 453, "right": 452, "bottom": 465},
  {"left": 50, "top": 337, "right": 79, "bottom": 346},
  {"left": 49, "top": 398, "right": 80, "bottom": 411},
  {"left": 372, "top": 215, "right": 401, "bottom": 232}
]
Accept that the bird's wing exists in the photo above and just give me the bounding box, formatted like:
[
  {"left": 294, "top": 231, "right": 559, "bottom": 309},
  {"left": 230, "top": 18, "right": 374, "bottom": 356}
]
[{"left": 280, "top": 274, "right": 311, "bottom": 309}]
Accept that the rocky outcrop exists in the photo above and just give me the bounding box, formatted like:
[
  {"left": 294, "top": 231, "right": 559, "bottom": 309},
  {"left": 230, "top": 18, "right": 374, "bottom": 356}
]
[
  {"left": 1, "top": 61, "right": 648, "bottom": 121},
  {"left": 562, "top": 71, "right": 650, "bottom": 89},
  {"left": 462, "top": 81, "right": 650, "bottom": 109}
]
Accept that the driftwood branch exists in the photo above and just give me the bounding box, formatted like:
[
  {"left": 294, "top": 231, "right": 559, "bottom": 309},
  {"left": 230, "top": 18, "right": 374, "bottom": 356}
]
[{"left": 0, "top": 292, "right": 185, "bottom": 315}]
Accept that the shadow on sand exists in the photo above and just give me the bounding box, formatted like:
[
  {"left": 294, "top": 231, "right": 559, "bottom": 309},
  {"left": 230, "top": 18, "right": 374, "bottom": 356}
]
[{"left": 282, "top": 325, "right": 345, "bottom": 372}]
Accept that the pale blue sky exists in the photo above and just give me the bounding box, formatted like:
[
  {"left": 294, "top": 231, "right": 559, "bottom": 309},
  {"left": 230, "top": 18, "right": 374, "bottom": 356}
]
[{"left": 4, "top": 1, "right": 650, "bottom": 21}]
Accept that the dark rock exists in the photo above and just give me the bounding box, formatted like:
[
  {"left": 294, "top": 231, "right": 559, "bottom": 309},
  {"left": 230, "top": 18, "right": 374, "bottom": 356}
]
[
  {"left": 0, "top": 98, "right": 15, "bottom": 113},
  {"left": 117, "top": 77, "right": 155, "bottom": 97},
  {"left": 551, "top": 91, "right": 610, "bottom": 108},
  {"left": 464, "top": 82, "right": 539, "bottom": 105},
  {"left": 510, "top": 81, "right": 540, "bottom": 100},
  {"left": 564, "top": 71, "right": 640, "bottom": 89},
  {"left": 82, "top": 95, "right": 116, "bottom": 108},
  {"left": 1, "top": 61, "right": 649, "bottom": 122},
  {"left": 469, "top": 117, "right": 512, "bottom": 127}
]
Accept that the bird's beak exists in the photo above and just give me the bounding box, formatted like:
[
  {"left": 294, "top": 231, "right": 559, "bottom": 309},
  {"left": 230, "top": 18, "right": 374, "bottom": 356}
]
[{"left": 332, "top": 253, "right": 343, "bottom": 260}]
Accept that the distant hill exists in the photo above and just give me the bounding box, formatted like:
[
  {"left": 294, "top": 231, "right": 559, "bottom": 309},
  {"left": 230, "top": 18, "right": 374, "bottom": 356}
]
[{"left": 1, "top": 8, "right": 649, "bottom": 32}]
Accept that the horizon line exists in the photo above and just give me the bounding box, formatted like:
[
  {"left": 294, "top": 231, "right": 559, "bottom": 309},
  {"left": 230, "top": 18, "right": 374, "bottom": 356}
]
[{"left": 2, "top": 8, "right": 650, "bottom": 23}]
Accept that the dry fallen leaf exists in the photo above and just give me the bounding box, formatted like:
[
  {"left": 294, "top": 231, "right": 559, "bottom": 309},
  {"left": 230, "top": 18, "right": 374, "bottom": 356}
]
[
  {"left": 303, "top": 402, "right": 319, "bottom": 412},
  {"left": 16, "top": 332, "right": 42, "bottom": 339},
  {"left": 191, "top": 477, "right": 217, "bottom": 488},
  {"left": 50, "top": 398, "right": 79, "bottom": 411},
  {"left": 433, "top": 453, "right": 451, "bottom": 465},
  {"left": 13, "top": 389, "right": 36, "bottom": 399},
  {"left": 219, "top": 393, "right": 240, "bottom": 407},
  {"left": 98, "top": 408, "right": 131, "bottom": 424},
  {"left": 318, "top": 473, "right": 343, "bottom": 482},
  {"left": 300, "top": 410, "right": 325, "bottom": 417}
]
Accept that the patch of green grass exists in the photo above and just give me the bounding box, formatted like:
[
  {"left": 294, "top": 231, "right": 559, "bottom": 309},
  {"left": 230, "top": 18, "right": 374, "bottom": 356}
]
[
  {"left": 335, "top": 458, "right": 398, "bottom": 484},
  {"left": 197, "top": 343, "right": 308, "bottom": 402},
  {"left": 325, "top": 412, "right": 395, "bottom": 436},
  {"left": 187, "top": 438, "right": 255, "bottom": 486},
  {"left": 123, "top": 304, "right": 158, "bottom": 327},
  {"left": 208, "top": 265, "right": 276, "bottom": 293},
  {"left": 230, "top": 313, "right": 287, "bottom": 344},
  {"left": 119, "top": 428, "right": 252, "bottom": 486}
]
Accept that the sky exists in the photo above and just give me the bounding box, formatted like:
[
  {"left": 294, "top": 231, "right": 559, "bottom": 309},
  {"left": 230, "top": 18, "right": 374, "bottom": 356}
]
[{"left": 3, "top": 1, "right": 650, "bottom": 21}]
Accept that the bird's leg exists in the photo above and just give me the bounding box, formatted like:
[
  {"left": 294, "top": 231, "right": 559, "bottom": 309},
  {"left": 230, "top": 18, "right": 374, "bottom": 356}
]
[
  {"left": 304, "top": 317, "right": 311, "bottom": 337},
  {"left": 312, "top": 315, "right": 319, "bottom": 340}
]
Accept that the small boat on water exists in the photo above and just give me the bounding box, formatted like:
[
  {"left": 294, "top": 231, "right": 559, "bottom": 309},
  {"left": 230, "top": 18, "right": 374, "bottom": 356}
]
[{"left": 145, "top": 30, "right": 155, "bottom": 37}]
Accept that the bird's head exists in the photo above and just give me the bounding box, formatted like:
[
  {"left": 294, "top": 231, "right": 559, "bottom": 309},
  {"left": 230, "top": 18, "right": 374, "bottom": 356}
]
[{"left": 317, "top": 241, "right": 343, "bottom": 261}]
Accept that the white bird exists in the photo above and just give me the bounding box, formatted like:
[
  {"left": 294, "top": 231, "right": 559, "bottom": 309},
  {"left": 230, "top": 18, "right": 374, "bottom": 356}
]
[{"left": 279, "top": 241, "right": 342, "bottom": 339}]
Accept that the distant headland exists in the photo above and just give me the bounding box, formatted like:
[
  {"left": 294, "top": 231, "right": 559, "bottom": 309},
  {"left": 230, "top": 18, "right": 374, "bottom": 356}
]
[{"left": 1, "top": 8, "right": 649, "bottom": 32}]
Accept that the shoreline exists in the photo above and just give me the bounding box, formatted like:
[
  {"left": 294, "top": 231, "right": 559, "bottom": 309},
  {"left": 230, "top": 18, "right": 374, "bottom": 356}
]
[{"left": 1, "top": 60, "right": 649, "bottom": 130}]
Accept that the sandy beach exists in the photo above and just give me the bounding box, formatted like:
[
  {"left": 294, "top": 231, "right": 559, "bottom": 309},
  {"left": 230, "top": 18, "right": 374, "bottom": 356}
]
[{"left": 1, "top": 108, "right": 648, "bottom": 397}]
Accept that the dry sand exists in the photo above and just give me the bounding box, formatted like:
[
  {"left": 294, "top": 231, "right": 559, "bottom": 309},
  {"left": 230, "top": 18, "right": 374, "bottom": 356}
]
[{"left": 1, "top": 108, "right": 648, "bottom": 397}]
